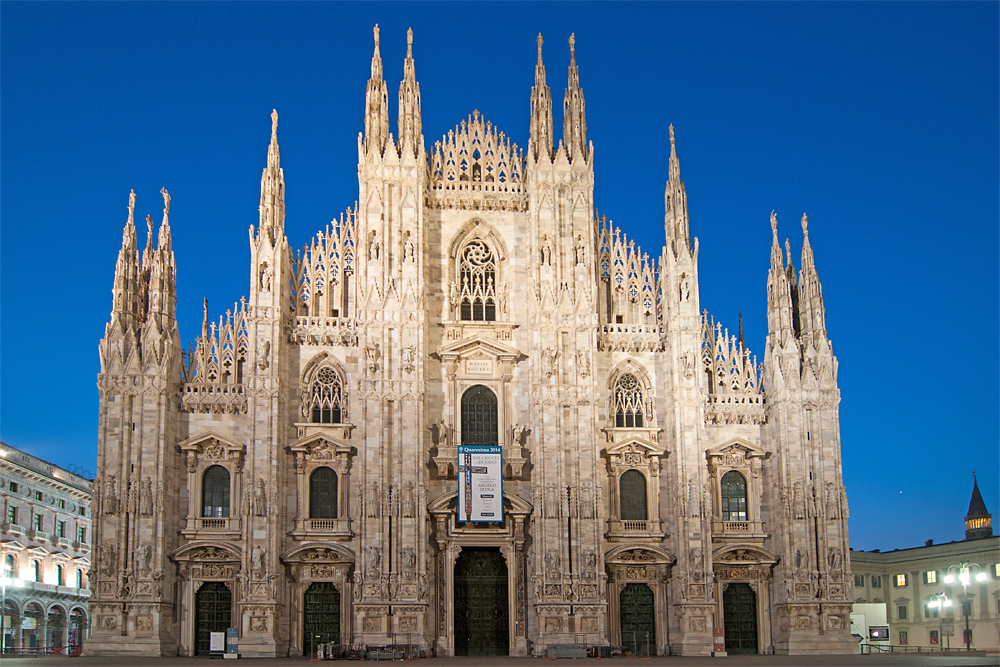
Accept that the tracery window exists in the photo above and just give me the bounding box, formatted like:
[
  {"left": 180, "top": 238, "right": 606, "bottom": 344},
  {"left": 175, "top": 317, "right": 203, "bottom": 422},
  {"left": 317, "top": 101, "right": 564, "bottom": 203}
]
[
  {"left": 309, "top": 467, "right": 338, "bottom": 519},
  {"left": 619, "top": 470, "right": 648, "bottom": 521},
  {"left": 614, "top": 373, "right": 645, "bottom": 427},
  {"left": 459, "top": 240, "right": 497, "bottom": 322},
  {"left": 309, "top": 367, "right": 345, "bottom": 424},
  {"left": 720, "top": 470, "right": 747, "bottom": 521},
  {"left": 202, "top": 465, "right": 231, "bottom": 518},
  {"left": 461, "top": 385, "right": 498, "bottom": 445}
]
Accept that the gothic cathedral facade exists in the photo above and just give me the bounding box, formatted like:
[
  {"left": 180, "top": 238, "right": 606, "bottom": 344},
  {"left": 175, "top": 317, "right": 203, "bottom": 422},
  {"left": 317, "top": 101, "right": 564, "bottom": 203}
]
[{"left": 89, "top": 28, "right": 854, "bottom": 657}]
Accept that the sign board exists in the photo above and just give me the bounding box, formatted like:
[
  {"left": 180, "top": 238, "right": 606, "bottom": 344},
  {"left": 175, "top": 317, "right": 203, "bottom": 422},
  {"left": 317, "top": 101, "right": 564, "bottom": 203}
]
[
  {"left": 457, "top": 445, "right": 503, "bottom": 522},
  {"left": 226, "top": 627, "right": 239, "bottom": 656},
  {"left": 209, "top": 631, "right": 226, "bottom": 652}
]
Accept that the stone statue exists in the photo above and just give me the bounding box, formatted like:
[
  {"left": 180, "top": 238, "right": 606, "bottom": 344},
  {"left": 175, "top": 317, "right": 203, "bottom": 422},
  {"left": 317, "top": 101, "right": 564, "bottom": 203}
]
[
  {"left": 366, "top": 546, "right": 381, "bottom": 578},
  {"left": 252, "top": 544, "right": 265, "bottom": 578},
  {"left": 254, "top": 478, "right": 267, "bottom": 517},
  {"left": 139, "top": 477, "right": 153, "bottom": 516}
]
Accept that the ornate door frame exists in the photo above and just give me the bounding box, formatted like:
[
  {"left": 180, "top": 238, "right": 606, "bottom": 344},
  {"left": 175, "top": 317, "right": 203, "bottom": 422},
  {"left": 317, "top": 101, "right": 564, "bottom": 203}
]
[
  {"left": 712, "top": 546, "right": 778, "bottom": 655},
  {"left": 604, "top": 546, "right": 675, "bottom": 656},
  {"left": 171, "top": 542, "right": 242, "bottom": 657},
  {"left": 428, "top": 491, "right": 531, "bottom": 657},
  {"left": 280, "top": 544, "right": 355, "bottom": 658}
]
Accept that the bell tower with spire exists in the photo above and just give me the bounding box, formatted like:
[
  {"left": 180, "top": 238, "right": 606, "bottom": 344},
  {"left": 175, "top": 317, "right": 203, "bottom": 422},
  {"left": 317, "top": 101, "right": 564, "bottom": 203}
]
[{"left": 965, "top": 474, "right": 994, "bottom": 540}]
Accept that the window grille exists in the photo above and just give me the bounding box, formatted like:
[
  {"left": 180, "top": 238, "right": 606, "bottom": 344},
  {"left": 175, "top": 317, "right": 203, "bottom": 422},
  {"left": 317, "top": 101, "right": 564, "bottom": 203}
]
[{"left": 461, "top": 386, "right": 498, "bottom": 444}]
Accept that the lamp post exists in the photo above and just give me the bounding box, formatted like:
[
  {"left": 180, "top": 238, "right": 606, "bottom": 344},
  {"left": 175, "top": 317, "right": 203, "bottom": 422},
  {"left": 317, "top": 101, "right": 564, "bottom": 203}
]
[
  {"left": 927, "top": 592, "right": 951, "bottom": 651},
  {"left": 944, "top": 561, "right": 988, "bottom": 651},
  {"left": 0, "top": 569, "right": 24, "bottom": 657}
]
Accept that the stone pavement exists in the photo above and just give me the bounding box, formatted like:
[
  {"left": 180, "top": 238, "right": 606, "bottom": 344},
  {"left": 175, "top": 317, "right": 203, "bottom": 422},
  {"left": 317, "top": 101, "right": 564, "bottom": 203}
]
[{"left": 0, "top": 655, "right": 996, "bottom": 667}]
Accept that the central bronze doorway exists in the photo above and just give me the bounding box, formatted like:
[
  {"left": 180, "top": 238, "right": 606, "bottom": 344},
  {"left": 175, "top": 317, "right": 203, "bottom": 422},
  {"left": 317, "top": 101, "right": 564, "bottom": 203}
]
[{"left": 453, "top": 547, "right": 508, "bottom": 656}]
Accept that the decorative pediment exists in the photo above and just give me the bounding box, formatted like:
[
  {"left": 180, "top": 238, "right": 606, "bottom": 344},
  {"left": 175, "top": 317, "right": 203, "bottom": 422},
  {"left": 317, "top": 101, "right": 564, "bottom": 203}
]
[
  {"left": 604, "top": 545, "right": 676, "bottom": 565},
  {"left": 603, "top": 436, "right": 667, "bottom": 466},
  {"left": 177, "top": 432, "right": 246, "bottom": 471},
  {"left": 712, "top": 545, "right": 778, "bottom": 565},
  {"left": 281, "top": 543, "right": 355, "bottom": 565},
  {"left": 287, "top": 433, "right": 354, "bottom": 461},
  {"left": 706, "top": 438, "right": 770, "bottom": 466},
  {"left": 171, "top": 541, "right": 242, "bottom": 563},
  {"left": 434, "top": 335, "right": 524, "bottom": 364}
]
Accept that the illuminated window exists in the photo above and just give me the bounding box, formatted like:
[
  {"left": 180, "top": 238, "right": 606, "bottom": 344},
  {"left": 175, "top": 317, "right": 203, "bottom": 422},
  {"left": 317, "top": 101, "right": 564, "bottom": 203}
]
[
  {"left": 871, "top": 575, "right": 882, "bottom": 588},
  {"left": 32, "top": 514, "right": 42, "bottom": 531},
  {"left": 77, "top": 526, "right": 86, "bottom": 543},
  {"left": 6, "top": 506, "right": 16, "bottom": 525},
  {"left": 924, "top": 570, "right": 937, "bottom": 584},
  {"left": 899, "top": 631, "right": 908, "bottom": 645},
  {"left": 56, "top": 521, "right": 66, "bottom": 538},
  {"left": 924, "top": 603, "right": 939, "bottom": 618},
  {"left": 993, "top": 563, "right": 1000, "bottom": 578},
  {"left": 56, "top": 499, "right": 65, "bottom": 510},
  {"left": 929, "top": 629, "right": 939, "bottom": 645},
  {"left": 895, "top": 574, "right": 907, "bottom": 587},
  {"left": 34, "top": 491, "right": 42, "bottom": 501}
]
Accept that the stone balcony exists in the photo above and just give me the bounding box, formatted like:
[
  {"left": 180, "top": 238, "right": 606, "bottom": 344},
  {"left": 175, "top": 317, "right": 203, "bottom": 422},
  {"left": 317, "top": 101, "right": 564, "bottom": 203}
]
[
  {"left": 606, "top": 518, "right": 666, "bottom": 542},
  {"left": 289, "top": 517, "right": 353, "bottom": 541},
  {"left": 597, "top": 323, "right": 664, "bottom": 353},
  {"left": 180, "top": 516, "right": 242, "bottom": 539}
]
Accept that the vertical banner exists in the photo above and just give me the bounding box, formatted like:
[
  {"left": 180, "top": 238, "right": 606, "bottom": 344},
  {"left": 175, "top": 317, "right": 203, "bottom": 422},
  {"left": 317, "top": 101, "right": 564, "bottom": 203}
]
[{"left": 457, "top": 445, "right": 503, "bottom": 522}]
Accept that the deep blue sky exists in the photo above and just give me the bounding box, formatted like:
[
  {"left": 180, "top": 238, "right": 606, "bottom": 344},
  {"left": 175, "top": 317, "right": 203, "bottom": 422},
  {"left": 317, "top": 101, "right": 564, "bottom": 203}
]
[{"left": 1, "top": 2, "right": 997, "bottom": 552}]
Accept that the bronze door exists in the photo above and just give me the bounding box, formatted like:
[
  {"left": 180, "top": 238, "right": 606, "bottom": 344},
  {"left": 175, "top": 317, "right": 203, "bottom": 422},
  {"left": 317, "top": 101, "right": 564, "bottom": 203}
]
[
  {"left": 619, "top": 583, "right": 655, "bottom": 656},
  {"left": 195, "top": 581, "right": 232, "bottom": 656},
  {"left": 303, "top": 582, "right": 341, "bottom": 658},
  {"left": 723, "top": 582, "right": 758, "bottom": 654},
  {"left": 453, "top": 547, "right": 508, "bottom": 656}
]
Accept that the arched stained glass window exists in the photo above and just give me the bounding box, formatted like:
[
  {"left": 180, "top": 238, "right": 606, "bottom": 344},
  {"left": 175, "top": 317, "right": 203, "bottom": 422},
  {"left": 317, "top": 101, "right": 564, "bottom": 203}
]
[
  {"left": 202, "top": 465, "right": 231, "bottom": 518},
  {"left": 461, "top": 385, "right": 498, "bottom": 445},
  {"left": 720, "top": 470, "right": 747, "bottom": 522},
  {"left": 619, "top": 470, "right": 648, "bottom": 521},
  {"left": 459, "top": 240, "right": 497, "bottom": 322},
  {"left": 309, "top": 467, "right": 338, "bottom": 519},
  {"left": 309, "top": 367, "right": 345, "bottom": 424},
  {"left": 614, "top": 373, "right": 645, "bottom": 427}
]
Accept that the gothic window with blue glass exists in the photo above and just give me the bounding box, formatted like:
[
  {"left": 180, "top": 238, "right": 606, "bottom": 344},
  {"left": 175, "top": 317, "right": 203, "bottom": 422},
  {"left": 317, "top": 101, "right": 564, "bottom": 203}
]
[{"left": 614, "top": 373, "right": 644, "bottom": 427}]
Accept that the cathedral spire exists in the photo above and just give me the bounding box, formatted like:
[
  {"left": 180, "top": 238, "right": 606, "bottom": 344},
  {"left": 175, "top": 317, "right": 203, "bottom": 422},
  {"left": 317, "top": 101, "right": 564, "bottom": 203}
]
[
  {"left": 145, "top": 187, "right": 177, "bottom": 324},
  {"left": 766, "top": 212, "right": 797, "bottom": 344},
  {"left": 528, "top": 33, "right": 553, "bottom": 163},
  {"left": 257, "top": 109, "right": 286, "bottom": 245},
  {"left": 111, "top": 190, "right": 140, "bottom": 325},
  {"left": 562, "top": 33, "right": 588, "bottom": 161},
  {"left": 397, "top": 27, "right": 423, "bottom": 158},
  {"left": 797, "top": 213, "right": 827, "bottom": 343},
  {"left": 664, "top": 124, "right": 691, "bottom": 256},
  {"left": 364, "top": 24, "right": 390, "bottom": 156}
]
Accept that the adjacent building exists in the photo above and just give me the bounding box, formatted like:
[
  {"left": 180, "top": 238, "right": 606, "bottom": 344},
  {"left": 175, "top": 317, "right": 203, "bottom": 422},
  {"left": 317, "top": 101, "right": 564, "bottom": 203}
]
[
  {"left": 850, "top": 478, "right": 999, "bottom": 652},
  {"left": 89, "top": 28, "right": 854, "bottom": 657},
  {"left": 0, "top": 442, "right": 92, "bottom": 654}
]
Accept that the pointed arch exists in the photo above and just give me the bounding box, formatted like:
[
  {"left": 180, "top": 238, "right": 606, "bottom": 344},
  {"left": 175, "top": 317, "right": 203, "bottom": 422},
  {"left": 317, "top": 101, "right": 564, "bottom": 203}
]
[{"left": 300, "top": 354, "right": 348, "bottom": 424}]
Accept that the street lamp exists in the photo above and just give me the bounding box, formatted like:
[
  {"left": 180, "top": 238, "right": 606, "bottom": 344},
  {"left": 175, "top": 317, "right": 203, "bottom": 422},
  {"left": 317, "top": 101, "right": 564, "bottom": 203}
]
[
  {"left": 943, "top": 561, "right": 988, "bottom": 651},
  {"left": 927, "top": 592, "right": 951, "bottom": 651},
  {"left": 0, "top": 570, "right": 24, "bottom": 657}
]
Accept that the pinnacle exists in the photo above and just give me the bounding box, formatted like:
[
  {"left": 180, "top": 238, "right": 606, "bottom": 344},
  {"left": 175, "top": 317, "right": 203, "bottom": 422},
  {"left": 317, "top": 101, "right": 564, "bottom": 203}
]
[{"left": 271, "top": 109, "right": 278, "bottom": 142}]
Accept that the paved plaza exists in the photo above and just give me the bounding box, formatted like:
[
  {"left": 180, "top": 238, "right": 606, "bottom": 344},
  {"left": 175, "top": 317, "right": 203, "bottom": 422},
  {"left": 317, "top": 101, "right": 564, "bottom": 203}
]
[{"left": 0, "top": 655, "right": 996, "bottom": 667}]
